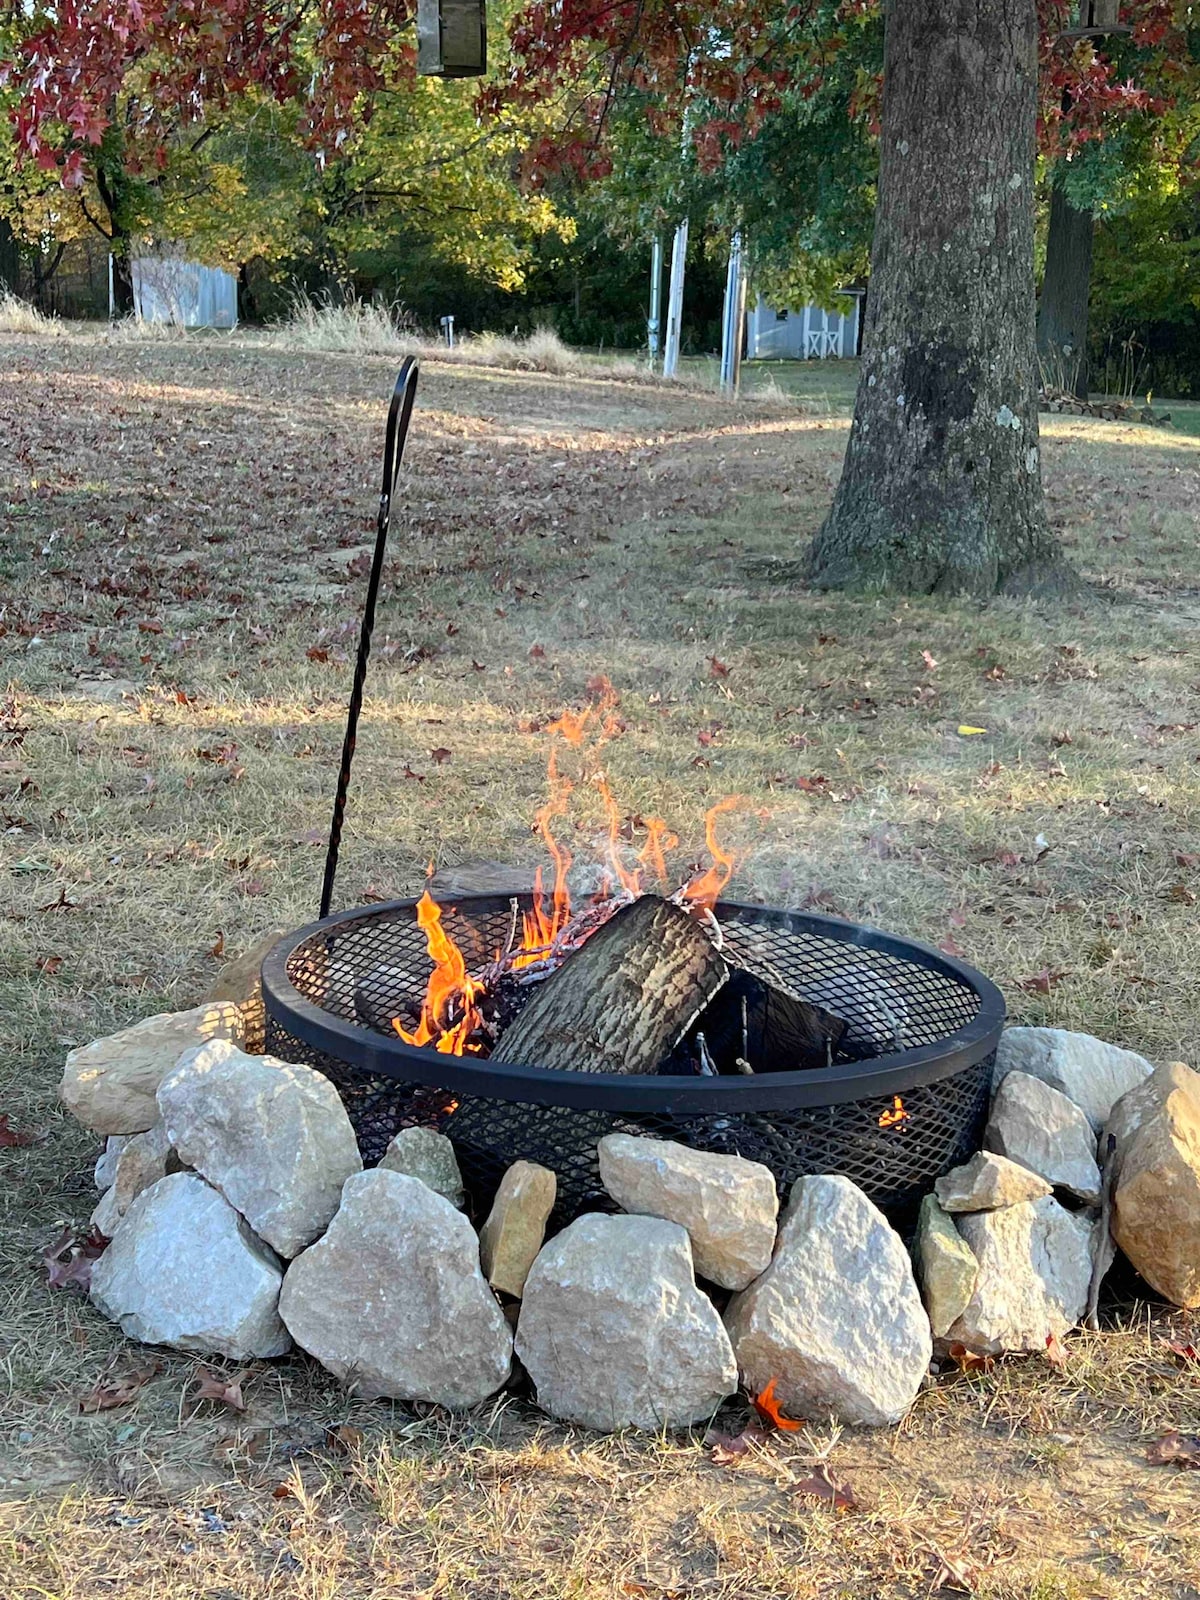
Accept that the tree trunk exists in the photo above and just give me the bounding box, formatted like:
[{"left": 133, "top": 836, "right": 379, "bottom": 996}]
[
  {"left": 0, "top": 219, "right": 20, "bottom": 292},
  {"left": 110, "top": 242, "right": 136, "bottom": 318},
  {"left": 1037, "top": 176, "right": 1094, "bottom": 400},
  {"left": 807, "top": 0, "right": 1073, "bottom": 598}
]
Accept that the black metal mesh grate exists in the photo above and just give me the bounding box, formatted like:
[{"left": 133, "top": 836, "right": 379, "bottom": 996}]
[{"left": 262, "top": 895, "right": 1003, "bottom": 1229}]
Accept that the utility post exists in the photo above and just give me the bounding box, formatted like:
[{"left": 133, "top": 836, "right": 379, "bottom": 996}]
[
  {"left": 719, "top": 231, "right": 746, "bottom": 396},
  {"left": 647, "top": 236, "right": 664, "bottom": 368},
  {"left": 662, "top": 218, "right": 688, "bottom": 379}
]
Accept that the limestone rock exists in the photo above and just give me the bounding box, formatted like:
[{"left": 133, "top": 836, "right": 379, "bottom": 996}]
[
  {"left": 935, "top": 1151, "right": 1051, "bottom": 1213},
  {"left": 378, "top": 1126, "right": 466, "bottom": 1208},
  {"left": 993, "top": 1027, "right": 1152, "bottom": 1133},
  {"left": 984, "top": 1071, "right": 1101, "bottom": 1202},
  {"left": 90, "top": 1184, "right": 123, "bottom": 1238},
  {"left": 725, "top": 1175, "right": 931, "bottom": 1428},
  {"left": 1110, "top": 1061, "right": 1200, "bottom": 1307},
  {"left": 89, "top": 1172, "right": 291, "bottom": 1358},
  {"left": 158, "top": 1040, "right": 361, "bottom": 1258},
  {"left": 479, "top": 1161, "right": 557, "bottom": 1298},
  {"left": 62, "top": 1004, "right": 245, "bottom": 1135},
  {"left": 279, "top": 1170, "right": 512, "bottom": 1407},
  {"left": 914, "top": 1193, "right": 978, "bottom": 1339},
  {"left": 597, "top": 1133, "right": 778, "bottom": 1291},
  {"left": 94, "top": 1135, "right": 131, "bottom": 1192},
  {"left": 515, "top": 1213, "right": 736, "bottom": 1431},
  {"left": 944, "top": 1196, "right": 1094, "bottom": 1354}
]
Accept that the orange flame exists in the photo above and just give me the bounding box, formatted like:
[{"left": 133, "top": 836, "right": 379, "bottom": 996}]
[
  {"left": 878, "top": 1096, "right": 909, "bottom": 1129},
  {"left": 392, "top": 891, "right": 485, "bottom": 1054},
  {"left": 680, "top": 797, "right": 740, "bottom": 911},
  {"left": 637, "top": 816, "right": 678, "bottom": 890}
]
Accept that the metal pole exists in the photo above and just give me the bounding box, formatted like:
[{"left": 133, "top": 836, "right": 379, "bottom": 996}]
[
  {"left": 647, "top": 235, "right": 664, "bottom": 367},
  {"left": 719, "top": 231, "right": 746, "bottom": 395},
  {"left": 662, "top": 218, "right": 688, "bottom": 379}
]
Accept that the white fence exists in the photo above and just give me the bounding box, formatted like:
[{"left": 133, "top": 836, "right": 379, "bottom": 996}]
[{"left": 131, "top": 257, "right": 238, "bottom": 328}]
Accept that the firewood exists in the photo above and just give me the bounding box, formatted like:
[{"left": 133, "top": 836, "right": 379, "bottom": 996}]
[
  {"left": 697, "top": 963, "right": 846, "bottom": 1073},
  {"left": 490, "top": 894, "right": 728, "bottom": 1075}
]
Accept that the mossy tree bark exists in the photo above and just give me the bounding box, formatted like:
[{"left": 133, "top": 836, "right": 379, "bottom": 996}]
[
  {"left": 807, "top": 0, "right": 1074, "bottom": 598},
  {"left": 1037, "top": 176, "right": 1094, "bottom": 400}
]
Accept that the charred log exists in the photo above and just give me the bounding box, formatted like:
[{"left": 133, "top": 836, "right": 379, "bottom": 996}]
[{"left": 491, "top": 894, "right": 728, "bottom": 1075}]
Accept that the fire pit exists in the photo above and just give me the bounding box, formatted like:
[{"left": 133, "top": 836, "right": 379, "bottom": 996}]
[
  {"left": 257, "top": 358, "right": 1004, "bottom": 1231},
  {"left": 261, "top": 896, "right": 1004, "bottom": 1228}
]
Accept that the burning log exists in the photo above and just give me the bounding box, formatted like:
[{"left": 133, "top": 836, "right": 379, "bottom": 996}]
[{"left": 490, "top": 894, "right": 729, "bottom": 1075}]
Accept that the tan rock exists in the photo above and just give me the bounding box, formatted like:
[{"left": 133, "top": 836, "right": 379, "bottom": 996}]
[
  {"left": 913, "top": 1193, "right": 978, "bottom": 1339},
  {"left": 725, "top": 1175, "right": 931, "bottom": 1428},
  {"left": 203, "top": 930, "right": 286, "bottom": 1008},
  {"left": 984, "top": 1070, "right": 1101, "bottom": 1202},
  {"left": 158, "top": 1040, "right": 361, "bottom": 1258},
  {"left": 279, "top": 1170, "right": 512, "bottom": 1407},
  {"left": 378, "top": 1126, "right": 466, "bottom": 1208},
  {"left": 94, "top": 1135, "right": 131, "bottom": 1192},
  {"left": 944, "top": 1196, "right": 1095, "bottom": 1354},
  {"left": 597, "top": 1133, "right": 778, "bottom": 1291},
  {"left": 1111, "top": 1061, "right": 1200, "bottom": 1307},
  {"left": 934, "top": 1151, "right": 1051, "bottom": 1213},
  {"left": 62, "top": 1004, "right": 245, "bottom": 1135},
  {"left": 479, "top": 1162, "right": 557, "bottom": 1297},
  {"left": 516, "top": 1212, "right": 736, "bottom": 1431}
]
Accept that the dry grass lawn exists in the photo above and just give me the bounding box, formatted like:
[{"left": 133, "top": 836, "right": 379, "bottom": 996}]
[{"left": 2, "top": 327, "right": 1200, "bottom": 1599}]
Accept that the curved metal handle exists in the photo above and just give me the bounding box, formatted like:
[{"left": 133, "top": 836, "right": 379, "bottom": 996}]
[{"left": 320, "top": 359, "right": 420, "bottom": 918}]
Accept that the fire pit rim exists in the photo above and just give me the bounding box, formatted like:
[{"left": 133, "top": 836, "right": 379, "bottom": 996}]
[{"left": 260, "top": 894, "right": 1006, "bottom": 1114}]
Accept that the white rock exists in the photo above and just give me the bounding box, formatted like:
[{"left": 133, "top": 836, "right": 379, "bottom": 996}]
[
  {"left": 944, "top": 1196, "right": 1094, "bottom": 1354},
  {"left": 90, "top": 1185, "right": 124, "bottom": 1238},
  {"left": 724, "top": 1175, "right": 931, "bottom": 1428},
  {"left": 993, "top": 1027, "right": 1152, "bottom": 1133},
  {"left": 89, "top": 1172, "right": 291, "bottom": 1358},
  {"left": 94, "top": 1135, "right": 131, "bottom": 1192},
  {"left": 62, "top": 1004, "right": 245, "bottom": 1135},
  {"left": 279, "top": 1170, "right": 512, "bottom": 1407},
  {"left": 516, "top": 1213, "right": 736, "bottom": 1431},
  {"left": 597, "top": 1133, "right": 778, "bottom": 1291},
  {"left": 479, "top": 1161, "right": 557, "bottom": 1298},
  {"left": 1110, "top": 1061, "right": 1200, "bottom": 1308},
  {"left": 378, "top": 1126, "right": 466, "bottom": 1208},
  {"left": 158, "top": 1040, "right": 361, "bottom": 1258},
  {"left": 985, "top": 1071, "right": 1101, "bottom": 1202},
  {"left": 111, "top": 1122, "right": 178, "bottom": 1213},
  {"left": 934, "top": 1150, "right": 1051, "bottom": 1213},
  {"left": 913, "top": 1193, "right": 978, "bottom": 1339}
]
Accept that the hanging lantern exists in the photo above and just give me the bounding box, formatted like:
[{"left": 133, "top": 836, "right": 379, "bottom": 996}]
[{"left": 417, "top": 0, "right": 487, "bottom": 77}]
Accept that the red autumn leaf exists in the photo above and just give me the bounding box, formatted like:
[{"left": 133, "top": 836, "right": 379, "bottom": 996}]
[
  {"left": 137, "top": 619, "right": 164, "bottom": 635},
  {"left": 708, "top": 655, "right": 730, "bottom": 678},
  {"left": 528, "top": 644, "right": 547, "bottom": 660},
  {"left": 1044, "top": 1331, "right": 1069, "bottom": 1369},
  {"left": 697, "top": 729, "right": 716, "bottom": 747},
  {"left": 1163, "top": 1340, "right": 1200, "bottom": 1365},
  {"left": 921, "top": 649, "right": 938, "bottom": 671},
  {"left": 191, "top": 1368, "right": 247, "bottom": 1413},
  {"left": 36, "top": 953, "right": 64, "bottom": 975},
  {"left": 793, "top": 1464, "right": 858, "bottom": 1512},
  {"left": 1146, "top": 1432, "right": 1200, "bottom": 1468},
  {"left": 306, "top": 646, "right": 329, "bottom": 662},
  {"left": 402, "top": 765, "right": 426, "bottom": 782},
  {"left": 446, "top": 622, "right": 459, "bottom": 636},
  {"left": 0, "top": 1114, "right": 36, "bottom": 1147},
  {"left": 207, "top": 930, "right": 225, "bottom": 959},
  {"left": 706, "top": 1424, "right": 769, "bottom": 1464},
  {"left": 430, "top": 748, "right": 452, "bottom": 765},
  {"left": 939, "top": 935, "right": 965, "bottom": 958},
  {"left": 1018, "top": 968, "right": 1069, "bottom": 994},
  {"left": 79, "top": 1362, "right": 161, "bottom": 1413},
  {"left": 751, "top": 1377, "right": 804, "bottom": 1431}
]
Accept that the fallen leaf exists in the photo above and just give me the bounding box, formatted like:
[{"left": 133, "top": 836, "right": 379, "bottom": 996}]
[
  {"left": 430, "top": 748, "right": 452, "bottom": 765},
  {"left": 706, "top": 1424, "right": 769, "bottom": 1463},
  {"left": 306, "top": 646, "right": 329, "bottom": 663},
  {"left": 528, "top": 643, "right": 546, "bottom": 660},
  {"left": 1175, "top": 853, "right": 1199, "bottom": 870},
  {"left": 793, "top": 1464, "right": 857, "bottom": 1512},
  {"left": 44, "top": 1225, "right": 109, "bottom": 1292},
  {"left": 1044, "top": 1331, "right": 1069, "bottom": 1369},
  {"left": 0, "top": 1114, "right": 36, "bottom": 1147},
  {"left": 272, "top": 1482, "right": 294, "bottom": 1499},
  {"left": 1163, "top": 1340, "right": 1200, "bottom": 1365},
  {"left": 751, "top": 1377, "right": 804, "bottom": 1431},
  {"left": 35, "top": 953, "right": 63, "bottom": 975},
  {"left": 957, "top": 725, "right": 987, "bottom": 737},
  {"left": 921, "top": 650, "right": 939, "bottom": 671},
  {"left": 207, "top": 930, "right": 226, "bottom": 959},
  {"left": 402, "top": 765, "right": 426, "bottom": 782},
  {"left": 79, "top": 1362, "right": 161, "bottom": 1413},
  {"left": 1168, "top": 883, "right": 1197, "bottom": 906},
  {"left": 137, "top": 619, "right": 164, "bottom": 635},
  {"left": 708, "top": 656, "right": 730, "bottom": 678},
  {"left": 325, "top": 1423, "right": 364, "bottom": 1454},
  {"left": 191, "top": 1368, "right": 247, "bottom": 1413},
  {"left": 1018, "top": 968, "right": 1069, "bottom": 994},
  {"left": 946, "top": 1342, "right": 996, "bottom": 1375},
  {"left": 1146, "top": 1431, "right": 1200, "bottom": 1468}
]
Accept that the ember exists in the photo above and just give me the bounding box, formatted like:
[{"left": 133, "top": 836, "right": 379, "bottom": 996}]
[{"left": 879, "top": 1096, "right": 910, "bottom": 1129}]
